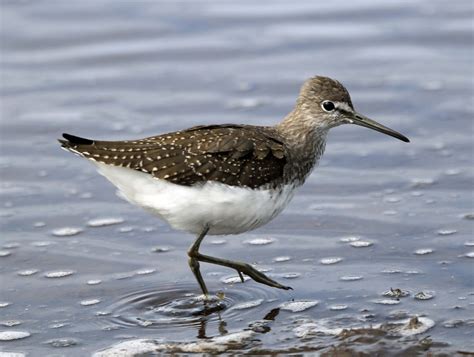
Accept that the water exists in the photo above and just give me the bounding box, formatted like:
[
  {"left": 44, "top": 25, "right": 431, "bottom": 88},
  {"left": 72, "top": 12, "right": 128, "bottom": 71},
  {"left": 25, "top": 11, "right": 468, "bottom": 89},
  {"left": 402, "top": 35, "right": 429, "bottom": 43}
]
[{"left": 1, "top": 0, "right": 473, "bottom": 355}]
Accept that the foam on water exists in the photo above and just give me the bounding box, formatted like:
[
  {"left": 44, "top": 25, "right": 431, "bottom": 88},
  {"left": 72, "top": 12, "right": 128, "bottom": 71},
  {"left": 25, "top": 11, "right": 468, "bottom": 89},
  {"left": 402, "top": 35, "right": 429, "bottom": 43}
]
[
  {"left": 52, "top": 227, "right": 83, "bottom": 237},
  {"left": 44, "top": 271, "right": 75, "bottom": 278},
  {"left": 87, "top": 217, "right": 124, "bottom": 227},
  {"left": 17, "top": 269, "right": 39, "bottom": 276},
  {"left": 87, "top": 279, "right": 102, "bottom": 285},
  {"left": 44, "top": 338, "right": 80, "bottom": 348},
  {"left": 350, "top": 241, "right": 374, "bottom": 248},
  {"left": 414, "top": 248, "right": 434, "bottom": 255},
  {"left": 93, "top": 330, "right": 255, "bottom": 356},
  {"left": 373, "top": 299, "right": 400, "bottom": 305},
  {"left": 414, "top": 291, "right": 435, "bottom": 301},
  {"left": 0, "top": 352, "right": 26, "bottom": 357},
  {"left": 437, "top": 229, "right": 457, "bottom": 236},
  {"left": 339, "top": 236, "right": 360, "bottom": 243},
  {"left": 80, "top": 299, "right": 101, "bottom": 306},
  {"left": 340, "top": 276, "right": 363, "bottom": 281},
  {"left": 279, "top": 300, "right": 319, "bottom": 312},
  {"left": 273, "top": 256, "right": 291, "bottom": 262},
  {"left": 320, "top": 257, "right": 343, "bottom": 265},
  {"left": 244, "top": 238, "right": 275, "bottom": 245},
  {"left": 0, "top": 331, "right": 30, "bottom": 341}
]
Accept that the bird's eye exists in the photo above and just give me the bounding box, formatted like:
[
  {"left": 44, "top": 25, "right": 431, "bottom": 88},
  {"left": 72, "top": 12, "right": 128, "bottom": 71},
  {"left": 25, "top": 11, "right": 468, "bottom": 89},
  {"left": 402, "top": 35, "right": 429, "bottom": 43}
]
[{"left": 322, "top": 101, "right": 335, "bottom": 112}]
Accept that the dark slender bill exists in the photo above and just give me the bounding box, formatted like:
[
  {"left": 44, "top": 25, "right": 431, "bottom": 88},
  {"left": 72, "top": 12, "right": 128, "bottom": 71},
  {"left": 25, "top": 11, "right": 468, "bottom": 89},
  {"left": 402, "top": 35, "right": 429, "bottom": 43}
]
[{"left": 351, "top": 113, "right": 410, "bottom": 143}]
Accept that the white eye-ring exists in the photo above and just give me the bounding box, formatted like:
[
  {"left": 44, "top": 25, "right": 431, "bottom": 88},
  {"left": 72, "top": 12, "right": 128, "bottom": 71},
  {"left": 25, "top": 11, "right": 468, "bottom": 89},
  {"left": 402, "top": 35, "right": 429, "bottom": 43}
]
[{"left": 321, "top": 100, "right": 335, "bottom": 112}]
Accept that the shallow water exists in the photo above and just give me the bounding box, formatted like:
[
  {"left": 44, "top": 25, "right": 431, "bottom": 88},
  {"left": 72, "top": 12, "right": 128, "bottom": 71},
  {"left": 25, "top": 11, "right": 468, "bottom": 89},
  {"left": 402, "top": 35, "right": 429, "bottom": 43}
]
[{"left": 1, "top": 0, "right": 473, "bottom": 355}]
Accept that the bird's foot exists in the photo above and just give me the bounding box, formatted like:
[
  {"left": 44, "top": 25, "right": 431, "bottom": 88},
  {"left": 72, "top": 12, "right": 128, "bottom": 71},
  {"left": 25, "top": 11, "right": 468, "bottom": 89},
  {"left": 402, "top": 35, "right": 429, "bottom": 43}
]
[
  {"left": 196, "top": 252, "right": 293, "bottom": 291},
  {"left": 233, "top": 262, "right": 293, "bottom": 290}
]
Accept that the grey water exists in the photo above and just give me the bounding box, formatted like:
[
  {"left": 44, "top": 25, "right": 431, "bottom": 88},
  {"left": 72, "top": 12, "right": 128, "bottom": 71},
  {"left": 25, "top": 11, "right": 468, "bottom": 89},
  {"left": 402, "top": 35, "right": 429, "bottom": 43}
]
[{"left": 1, "top": 0, "right": 473, "bottom": 355}]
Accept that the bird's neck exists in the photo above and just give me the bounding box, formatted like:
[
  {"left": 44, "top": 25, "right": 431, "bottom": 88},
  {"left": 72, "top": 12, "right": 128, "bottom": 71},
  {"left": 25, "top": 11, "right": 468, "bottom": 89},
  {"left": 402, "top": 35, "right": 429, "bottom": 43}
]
[{"left": 275, "top": 107, "right": 328, "bottom": 184}]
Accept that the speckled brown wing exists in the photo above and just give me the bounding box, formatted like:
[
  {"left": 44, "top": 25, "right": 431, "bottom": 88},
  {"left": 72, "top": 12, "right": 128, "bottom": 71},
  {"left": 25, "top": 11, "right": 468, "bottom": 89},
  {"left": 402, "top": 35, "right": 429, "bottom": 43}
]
[{"left": 59, "top": 125, "right": 287, "bottom": 189}]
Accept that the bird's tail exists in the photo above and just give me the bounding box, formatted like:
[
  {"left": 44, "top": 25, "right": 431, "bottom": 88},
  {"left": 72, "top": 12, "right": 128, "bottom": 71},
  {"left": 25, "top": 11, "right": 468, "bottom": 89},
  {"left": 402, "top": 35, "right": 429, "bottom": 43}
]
[{"left": 58, "top": 133, "right": 95, "bottom": 156}]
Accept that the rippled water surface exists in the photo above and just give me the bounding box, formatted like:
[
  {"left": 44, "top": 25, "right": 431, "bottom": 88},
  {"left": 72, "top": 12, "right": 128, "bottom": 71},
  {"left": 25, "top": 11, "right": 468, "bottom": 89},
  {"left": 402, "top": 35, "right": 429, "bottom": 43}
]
[{"left": 1, "top": 0, "right": 473, "bottom": 355}]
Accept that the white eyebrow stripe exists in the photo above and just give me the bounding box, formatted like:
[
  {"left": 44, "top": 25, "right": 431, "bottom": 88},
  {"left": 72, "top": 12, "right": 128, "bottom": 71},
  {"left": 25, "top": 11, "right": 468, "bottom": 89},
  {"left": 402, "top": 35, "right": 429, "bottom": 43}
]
[{"left": 334, "top": 102, "right": 352, "bottom": 112}]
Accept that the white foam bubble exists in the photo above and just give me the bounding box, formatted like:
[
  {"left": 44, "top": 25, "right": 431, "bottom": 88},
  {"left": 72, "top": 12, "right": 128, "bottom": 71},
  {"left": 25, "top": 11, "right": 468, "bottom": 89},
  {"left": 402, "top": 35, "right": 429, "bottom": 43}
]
[
  {"left": 1, "top": 321, "right": 21, "bottom": 327},
  {"left": 44, "top": 270, "right": 75, "bottom": 278},
  {"left": 244, "top": 237, "right": 275, "bottom": 245},
  {"left": 93, "top": 330, "right": 255, "bottom": 355},
  {"left": 414, "top": 248, "right": 434, "bottom": 255},
  {"left": 340, "top": 275, "right": 363, "bottom": 281},
  {"left": 437, "top": 229, "right": 457, "bottom": 236},
  {"left": 465, "top": 251, "right": 474, "bottom": 258},
  {"left": 282, "top": 272, "right": 301, "bottom": 279},
  {"left": 152, "top": 247, "right": 170, "bottom": 253},
  {"left": 392, "top": 317, "right": 435, "bottom": 336},
  {"left": 294, "top": 321, "right": 345, "bottom": 337},
  {"left": 210, "top": 239, "right": 227, "bottom": 245},
  {"left": 31, "top": 241, "right": 54, "bottom": 247},
  {"left": 339, "top": 236, "right": 360, "bottom": 243},
  {"left": 52, "top": 227, "right": 83, "bottom": 237},
  {"left": 80, "top": 299, "right": 101, "bottom": 306},
  {"left": 87, "top": 279, "right": 102, "bottom": 285},
  {"left": 0, "top": 351, "right": 26, "bottom": 357},
  {"left": 350, "top": 240, "right": 373, "bottom": 248},
  {"left": 0, "top": 331, "right": 30, "bottom": 341},
  {"left": 17, "top": 269, "right": 39, "bottom": 276},
  {"left": 135, "top": 268, "right": 156, "bottom": 275},
  {"left": 280, "top": 300, "right": 319, "bottom": 312},
  {"left": 372, "top": 299, "right": 400, "bottom": 305},
  {"left": 384, "top": 196, "right": 402, "bottom": 203},
  {"left": 414, "top": 291, "right": 435, "bottom": 300},
  {"left": 87, "top": 217, "right": 124, "bottom": 227},
  {"left": 383, "top": 288, "right": 409, "bottom": 298},
  {"left": 273, "top": 256, "right": 291, "bottom": 262},
  {"left": 45, "top": 338, "right": 79, "bottom": 347},
  {"left": 381, "top": 268, "right": 402, "bottom": 274},
  {"left": 320, "top": 257, "right": 343, "bottom": 265}
]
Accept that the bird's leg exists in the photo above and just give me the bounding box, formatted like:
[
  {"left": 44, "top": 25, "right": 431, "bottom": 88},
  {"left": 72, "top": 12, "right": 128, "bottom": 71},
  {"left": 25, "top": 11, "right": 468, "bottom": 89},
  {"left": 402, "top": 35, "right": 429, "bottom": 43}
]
[
  {"left": 188, "top": 226, "right": 292, "bottom": 293},
  {"left": 187, "top": 225, "right": 211, "bottom": 296},
  {"left": 196, "top": 253, "right": 292, "bottom": 290}
]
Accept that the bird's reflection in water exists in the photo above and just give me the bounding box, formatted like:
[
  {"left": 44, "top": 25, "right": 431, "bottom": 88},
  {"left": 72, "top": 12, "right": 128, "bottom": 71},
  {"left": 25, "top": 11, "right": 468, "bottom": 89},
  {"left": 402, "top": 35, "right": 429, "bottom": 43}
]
[{"left": 195, "top": 301, "right": 280, "bottom": 339}]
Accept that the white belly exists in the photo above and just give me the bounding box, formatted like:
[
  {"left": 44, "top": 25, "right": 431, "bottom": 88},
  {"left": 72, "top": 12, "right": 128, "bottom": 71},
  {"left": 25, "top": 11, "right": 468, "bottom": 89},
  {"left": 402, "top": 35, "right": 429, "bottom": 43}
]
[{"left": 94, "top": 163, "right": 297, "bottom": 235}]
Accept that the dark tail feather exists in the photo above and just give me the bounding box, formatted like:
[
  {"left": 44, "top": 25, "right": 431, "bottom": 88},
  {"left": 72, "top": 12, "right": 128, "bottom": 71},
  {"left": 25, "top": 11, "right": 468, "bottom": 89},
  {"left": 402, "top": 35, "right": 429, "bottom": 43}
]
[{"left": 61, "top": 133, "right": 94, "bottom": 145}]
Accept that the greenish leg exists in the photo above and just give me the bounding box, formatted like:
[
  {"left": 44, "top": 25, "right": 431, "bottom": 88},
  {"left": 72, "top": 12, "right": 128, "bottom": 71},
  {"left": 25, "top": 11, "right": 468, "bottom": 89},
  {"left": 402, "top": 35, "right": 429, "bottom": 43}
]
[
  {"left": 187, "top": 226, "right": 292, "bottom": 294},
  {"left": 187, "top": 225, "right": 210, "bottom": 296}
]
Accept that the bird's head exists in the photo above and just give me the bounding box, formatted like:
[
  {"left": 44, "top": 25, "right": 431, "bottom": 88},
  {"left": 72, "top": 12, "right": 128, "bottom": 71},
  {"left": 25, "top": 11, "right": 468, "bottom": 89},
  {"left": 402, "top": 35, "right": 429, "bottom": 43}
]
[{"left": 297, "top": 76, "right": 409, "bottom": 143}]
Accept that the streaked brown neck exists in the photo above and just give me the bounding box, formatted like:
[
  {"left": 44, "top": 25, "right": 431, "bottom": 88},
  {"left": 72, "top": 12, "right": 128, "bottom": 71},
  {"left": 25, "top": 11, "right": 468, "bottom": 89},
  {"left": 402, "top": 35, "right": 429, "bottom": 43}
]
[{"left": 275, "top": 106, "right": 328, "bottom": 184}]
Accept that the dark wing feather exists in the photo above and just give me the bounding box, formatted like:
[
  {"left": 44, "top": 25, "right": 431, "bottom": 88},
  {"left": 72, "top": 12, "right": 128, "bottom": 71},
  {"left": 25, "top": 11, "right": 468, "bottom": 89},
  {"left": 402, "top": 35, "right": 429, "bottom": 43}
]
[{"left": 59, "top": 125, "right": 287, "bottom": 188}]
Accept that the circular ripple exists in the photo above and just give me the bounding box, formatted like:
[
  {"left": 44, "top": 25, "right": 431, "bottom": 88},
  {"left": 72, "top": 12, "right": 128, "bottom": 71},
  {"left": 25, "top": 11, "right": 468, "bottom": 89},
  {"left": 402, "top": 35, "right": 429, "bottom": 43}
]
[{"left": 101, "top": 283, "right": 281, "bottom": 330}]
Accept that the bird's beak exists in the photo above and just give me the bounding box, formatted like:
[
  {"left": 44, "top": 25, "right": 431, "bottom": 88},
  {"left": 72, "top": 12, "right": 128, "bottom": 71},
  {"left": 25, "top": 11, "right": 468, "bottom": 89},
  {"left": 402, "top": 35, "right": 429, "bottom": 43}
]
[{"left": 347, "top": 112, "right": 410, "bottom": 143}]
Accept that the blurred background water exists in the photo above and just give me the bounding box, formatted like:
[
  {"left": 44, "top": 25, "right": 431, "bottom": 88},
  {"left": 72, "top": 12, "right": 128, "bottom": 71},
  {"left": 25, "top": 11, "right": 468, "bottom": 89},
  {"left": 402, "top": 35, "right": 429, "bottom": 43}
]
[{"left": 0, "top": 0, "right": 473, "bottom": 355}]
